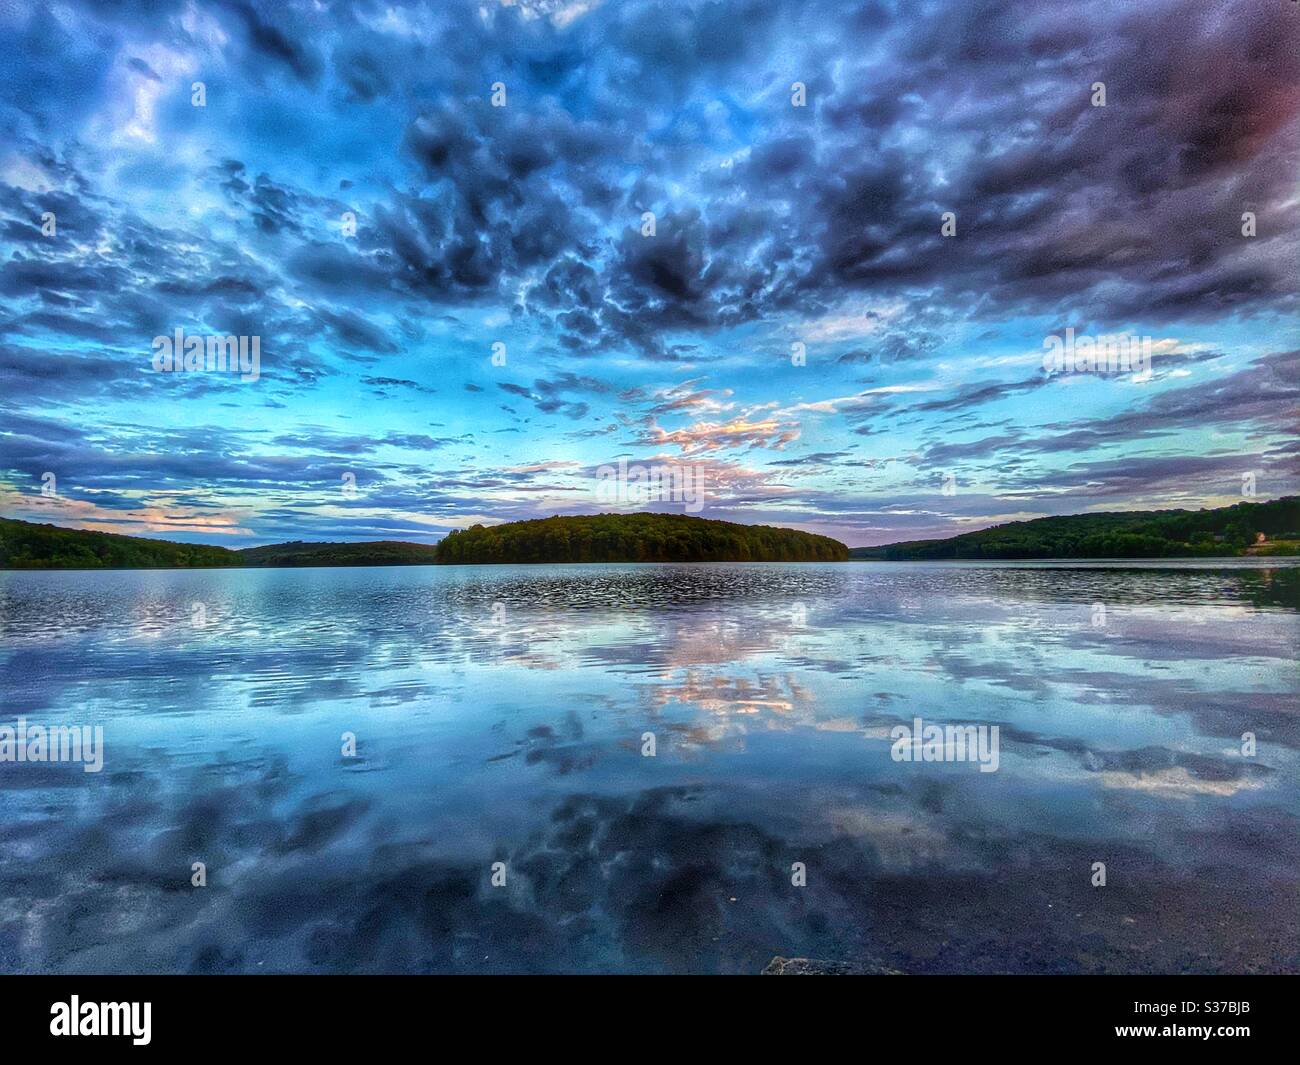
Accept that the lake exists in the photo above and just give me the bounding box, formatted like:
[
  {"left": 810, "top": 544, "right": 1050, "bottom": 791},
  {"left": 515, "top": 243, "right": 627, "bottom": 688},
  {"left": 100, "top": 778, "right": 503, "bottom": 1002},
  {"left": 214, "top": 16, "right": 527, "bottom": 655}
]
[{"left": 1, "top": 560, "right": 1297, "bottom": 973}]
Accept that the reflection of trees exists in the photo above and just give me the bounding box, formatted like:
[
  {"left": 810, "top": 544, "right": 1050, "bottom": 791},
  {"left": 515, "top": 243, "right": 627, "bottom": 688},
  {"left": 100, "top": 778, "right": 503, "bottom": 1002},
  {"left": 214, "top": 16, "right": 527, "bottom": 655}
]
[
  {"left": 927, "top": 563, "right": 1300, "bottom": 611},
  {"left": 1236, "top": 567, "right": 1300, "bottom": 610}
]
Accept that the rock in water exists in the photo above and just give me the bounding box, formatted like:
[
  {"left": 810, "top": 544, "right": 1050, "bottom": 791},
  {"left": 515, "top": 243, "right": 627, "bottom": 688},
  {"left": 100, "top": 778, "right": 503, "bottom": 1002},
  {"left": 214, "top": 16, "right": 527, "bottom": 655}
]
[{"left": 762, "top": 955, "right": 903, "bottom": 975}]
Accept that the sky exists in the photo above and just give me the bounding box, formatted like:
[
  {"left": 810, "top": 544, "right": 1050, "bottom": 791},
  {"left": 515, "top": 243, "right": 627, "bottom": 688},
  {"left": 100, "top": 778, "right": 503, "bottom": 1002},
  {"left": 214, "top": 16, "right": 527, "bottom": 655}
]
[{"left": 0, "top": 0, "right": 1296, "bottom": 548}]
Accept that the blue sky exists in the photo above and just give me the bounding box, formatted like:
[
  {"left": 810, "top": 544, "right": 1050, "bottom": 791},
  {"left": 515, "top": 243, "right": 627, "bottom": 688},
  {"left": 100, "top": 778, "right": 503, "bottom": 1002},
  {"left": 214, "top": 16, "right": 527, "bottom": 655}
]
[{"left": 1, "top": 0, "right": 1296, "bottom": 547}]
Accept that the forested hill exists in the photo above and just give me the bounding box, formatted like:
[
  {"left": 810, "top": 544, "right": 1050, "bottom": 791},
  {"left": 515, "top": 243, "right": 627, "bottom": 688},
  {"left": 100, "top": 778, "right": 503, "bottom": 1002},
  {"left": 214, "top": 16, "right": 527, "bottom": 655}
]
[
  {"left": 0, "top": 517, "right": 240, "bottom": 569},
  {"left": 434, "top": 513, "right": 849, "bottom": 563},
  {"left": 237, "top": 540, "right": 440, "bottom": 567},
  {"left": 850, "top": 497, "right": 1300, "bottom": 560},
  {"left": 0, "top": 519, "right": 439, "bottom": 570},
  {"left": 0, "top": 513, "right": 847, "bottom": 569},
  {"left": 12, "top": 499, "right": 1295, "bottom": 568}
]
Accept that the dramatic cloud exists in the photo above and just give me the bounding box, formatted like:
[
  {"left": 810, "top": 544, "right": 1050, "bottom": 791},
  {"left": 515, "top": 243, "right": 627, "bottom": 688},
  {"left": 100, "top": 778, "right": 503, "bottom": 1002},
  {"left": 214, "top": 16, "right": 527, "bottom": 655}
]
[{"left": 0, "top": 0, "right": 1295, "bottom": 545}]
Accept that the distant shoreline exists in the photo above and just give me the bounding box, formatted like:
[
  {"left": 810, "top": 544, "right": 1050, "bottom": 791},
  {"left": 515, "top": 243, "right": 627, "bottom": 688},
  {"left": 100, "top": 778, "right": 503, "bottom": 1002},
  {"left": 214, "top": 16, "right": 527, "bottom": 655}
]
[
  {"left": 3, "top": 497, "right": 1296, "bottom": 569},
  {"left": 4, "top": 555, "right": 1298, "bottom": 574},
  {"left": 0, "top": 512, "right": 848, "bottom": 569}
]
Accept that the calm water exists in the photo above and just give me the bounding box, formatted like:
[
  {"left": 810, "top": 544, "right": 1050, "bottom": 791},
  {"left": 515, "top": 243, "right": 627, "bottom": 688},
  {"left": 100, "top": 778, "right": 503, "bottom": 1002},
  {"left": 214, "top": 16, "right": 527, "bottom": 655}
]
[{"left": 1, "top": 561, "right": 1297, "bottom": 974}]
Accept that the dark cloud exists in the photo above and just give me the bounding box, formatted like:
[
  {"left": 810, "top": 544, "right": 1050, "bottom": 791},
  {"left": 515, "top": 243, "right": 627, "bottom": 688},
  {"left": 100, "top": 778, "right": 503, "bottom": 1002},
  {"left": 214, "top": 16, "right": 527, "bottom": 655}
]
[
  {"left": 0, "top": 0, "right": 1295, "bottom": 542},
  {"left": 228, "top": 0, "right": 324, "bottom": 86}
]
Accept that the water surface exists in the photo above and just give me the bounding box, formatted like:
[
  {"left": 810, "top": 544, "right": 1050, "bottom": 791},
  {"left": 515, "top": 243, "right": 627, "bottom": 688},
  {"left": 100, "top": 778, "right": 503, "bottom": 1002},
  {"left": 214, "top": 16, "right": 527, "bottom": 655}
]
[{"left": 1, "top": 561, "right": 1297, "bottom": 973}]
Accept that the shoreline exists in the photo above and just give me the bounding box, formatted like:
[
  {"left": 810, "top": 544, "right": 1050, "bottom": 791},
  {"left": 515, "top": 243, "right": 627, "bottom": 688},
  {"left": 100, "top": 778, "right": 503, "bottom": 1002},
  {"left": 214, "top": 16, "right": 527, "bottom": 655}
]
[{"left": 3, "top": 554, "right": 1297, "bottom": 574}]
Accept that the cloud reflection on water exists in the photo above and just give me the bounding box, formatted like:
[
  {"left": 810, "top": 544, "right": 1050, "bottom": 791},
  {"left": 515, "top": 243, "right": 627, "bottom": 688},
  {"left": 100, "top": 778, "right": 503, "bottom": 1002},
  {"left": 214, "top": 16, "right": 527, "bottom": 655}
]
[{"left": 0, "top": 561, "right": 1296, "bottom": 973}]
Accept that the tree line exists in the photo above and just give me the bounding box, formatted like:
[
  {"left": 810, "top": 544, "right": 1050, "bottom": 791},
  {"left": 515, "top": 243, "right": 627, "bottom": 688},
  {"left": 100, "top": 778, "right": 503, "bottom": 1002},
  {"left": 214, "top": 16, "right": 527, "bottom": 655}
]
[
  {"left": 850, "top": 497, "right": 1300, "bottom": 560},
  {"left": 434, "top": 513, "right": 849, "bottom": 563}
]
